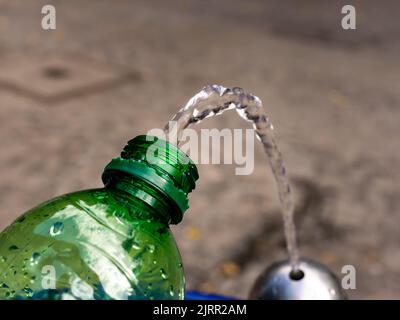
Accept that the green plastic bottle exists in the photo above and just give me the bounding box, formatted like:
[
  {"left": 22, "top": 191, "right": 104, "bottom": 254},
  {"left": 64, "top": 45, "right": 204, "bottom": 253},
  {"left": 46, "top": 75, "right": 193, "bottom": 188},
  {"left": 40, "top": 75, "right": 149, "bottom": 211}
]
[{"left": 0, "top": 135, "right": 198, "bottom": 300}]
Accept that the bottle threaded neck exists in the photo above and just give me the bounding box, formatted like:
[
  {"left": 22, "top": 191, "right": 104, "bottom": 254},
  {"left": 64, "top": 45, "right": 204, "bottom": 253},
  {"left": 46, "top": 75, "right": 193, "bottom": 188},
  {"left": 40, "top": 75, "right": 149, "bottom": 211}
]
[{"left": 102, "top": 135, "right": 198, "bottom": 224}]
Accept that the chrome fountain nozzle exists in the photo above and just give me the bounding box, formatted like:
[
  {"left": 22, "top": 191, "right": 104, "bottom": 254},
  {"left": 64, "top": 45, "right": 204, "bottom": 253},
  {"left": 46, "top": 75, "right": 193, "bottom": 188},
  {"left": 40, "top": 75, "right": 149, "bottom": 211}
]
[{"left": 249, "top": 258, "right": 346, "bottom": 300}]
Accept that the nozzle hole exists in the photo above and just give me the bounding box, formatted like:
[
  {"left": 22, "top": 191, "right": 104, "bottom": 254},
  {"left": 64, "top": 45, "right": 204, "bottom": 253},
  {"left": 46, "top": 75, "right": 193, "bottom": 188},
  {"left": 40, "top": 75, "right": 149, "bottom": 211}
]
[{"left": 289, "top": 269, "right": 304, "bottom": 281}]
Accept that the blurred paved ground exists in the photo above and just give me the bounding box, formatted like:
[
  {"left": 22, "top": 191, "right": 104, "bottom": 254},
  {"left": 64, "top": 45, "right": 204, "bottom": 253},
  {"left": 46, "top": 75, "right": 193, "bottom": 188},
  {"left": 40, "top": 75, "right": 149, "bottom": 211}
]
[{"left": 1, "top": 0, "right": 400, "bottom": 299}]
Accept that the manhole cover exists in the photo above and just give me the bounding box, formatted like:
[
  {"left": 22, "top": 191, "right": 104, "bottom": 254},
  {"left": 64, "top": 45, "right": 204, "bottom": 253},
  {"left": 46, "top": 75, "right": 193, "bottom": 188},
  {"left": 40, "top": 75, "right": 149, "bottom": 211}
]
[{"left": 0, "top": 53, "right": 139, "bottom": 103}]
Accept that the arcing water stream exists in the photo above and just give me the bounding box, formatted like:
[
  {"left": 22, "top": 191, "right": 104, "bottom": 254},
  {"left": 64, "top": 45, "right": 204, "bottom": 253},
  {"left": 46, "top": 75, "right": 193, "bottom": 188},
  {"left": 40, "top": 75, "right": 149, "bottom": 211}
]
[{"left": 164, "top": 85, "right": 300, "bottom": 272}]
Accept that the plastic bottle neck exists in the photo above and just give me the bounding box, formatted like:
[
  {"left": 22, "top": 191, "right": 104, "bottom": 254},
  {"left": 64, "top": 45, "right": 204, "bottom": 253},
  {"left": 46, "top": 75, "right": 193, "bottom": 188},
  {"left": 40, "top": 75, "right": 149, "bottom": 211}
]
[
  {"left": 102, "top": 135, "right": 199, "bottom": 225},
  {"left": 105, "top": 173, "right": 180, "bottom": 225}
]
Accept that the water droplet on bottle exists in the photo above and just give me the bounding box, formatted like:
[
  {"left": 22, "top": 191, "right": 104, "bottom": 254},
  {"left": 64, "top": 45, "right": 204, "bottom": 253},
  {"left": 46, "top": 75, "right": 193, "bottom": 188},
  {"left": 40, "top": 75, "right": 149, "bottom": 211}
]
[
  {"left": 30, "top": 252, "right": 40, "bottom": 264},
  {"left": 9, "top": 245, "right": 18, "bottom": 251},
  {"left": 50, "top": 221, "right": 64, "bottom": 236},
  {"left": 4, "top": 290, "right": 15, "bottom": 298},
  {"left": 0, "top": 256, "right": 6, "bottom": 263},
  {"left": 23, "top": 287, "right": 33, "bottom": 297},
  {"left": 169, "top": 285, "right": 174, "bottom": 297},
  {"left": 160, "top": 268, "right": 168, "bottom": 280},
  {"left": 146, "top": 244, "right": 155, "bottom": 253},
  {"left": 0, "top": 282, "right": 9, "bottom": 289}
]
